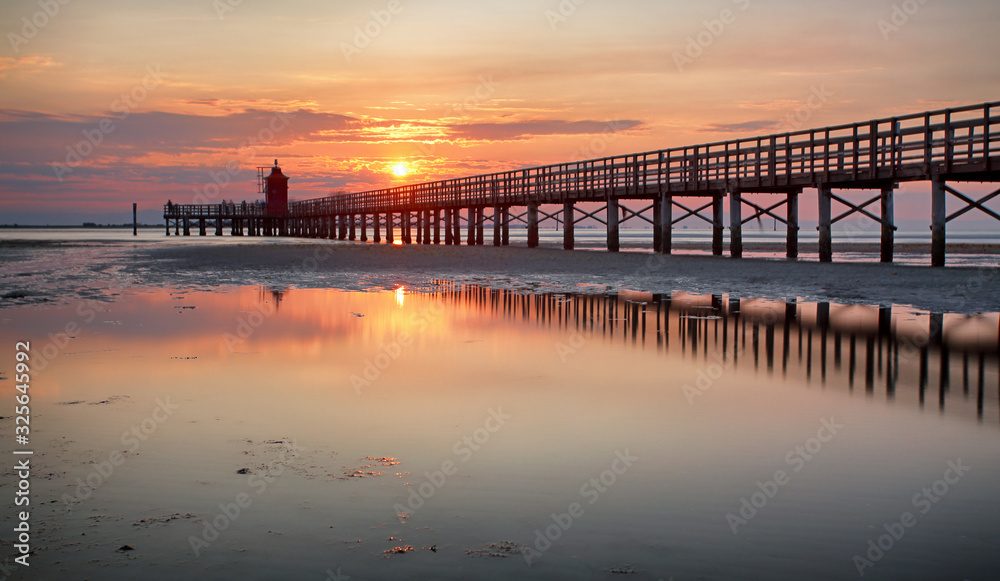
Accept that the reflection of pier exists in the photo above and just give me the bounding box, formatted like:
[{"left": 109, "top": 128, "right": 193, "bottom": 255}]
[
  {"left": 430, "top": 282, "right": 999, "bottom": 422},
  {"left": 166, "top": 102, "right": 1000, "bottom": 265}
]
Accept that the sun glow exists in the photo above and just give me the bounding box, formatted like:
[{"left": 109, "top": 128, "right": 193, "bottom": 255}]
[{"left": 392, "top": 163, "right": 409, "bottom": 177}]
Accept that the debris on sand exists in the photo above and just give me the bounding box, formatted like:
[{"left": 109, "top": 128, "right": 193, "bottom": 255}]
[
  {"left": 383, "top": 545, "right": 415, "bottom": 557},
  {"left": 116, "top": 545, "right": 135, "bottom": 552},
  {"left": 465, "top": 540, "right": 525, "bottom": 558},
  {"left": 132, "top": 513, "right": 198, "bottom": 528},
  {"left": 609, "top": 564, "right": 638, "bottom": 574}
]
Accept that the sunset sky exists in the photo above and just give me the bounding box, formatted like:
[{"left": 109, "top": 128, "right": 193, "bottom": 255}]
[{"left": 1, "top": 0, "right": 997, "bottom": 225}]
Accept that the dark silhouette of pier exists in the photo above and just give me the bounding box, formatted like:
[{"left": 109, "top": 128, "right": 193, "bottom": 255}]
[
  {"left": 405, "top": 282, "right": 999, "bottom": 423},
  {"left": 164, "top": 102, "right": 1000, "bottom": 266}
]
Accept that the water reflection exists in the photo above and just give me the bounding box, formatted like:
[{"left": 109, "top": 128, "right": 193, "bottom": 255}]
[
  {"left": 3, "top": 282, "right": 998, "bottom": 580},
  {"left": 390, "top": 282, "right": 999, "bottom": 425}
]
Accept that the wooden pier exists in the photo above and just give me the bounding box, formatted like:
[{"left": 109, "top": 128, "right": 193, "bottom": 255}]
[{"left": 164, "top": 101, "right": 1000, "bottom": 266}]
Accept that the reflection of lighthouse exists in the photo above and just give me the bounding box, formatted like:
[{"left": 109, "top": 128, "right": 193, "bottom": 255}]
[{"left": 265, "top": 159, "right": 289, "bottom": 216}]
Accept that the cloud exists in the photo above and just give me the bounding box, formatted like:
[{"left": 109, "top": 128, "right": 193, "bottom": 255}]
[
  {"left": 447, "top": 119, "right": 644, "bottom": 142},
  {"left": 696, "top": 120, "right": 777, "bottom": 134}
]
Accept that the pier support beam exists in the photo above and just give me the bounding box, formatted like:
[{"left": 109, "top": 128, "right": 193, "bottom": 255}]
[
  {"left": 787, "top": 191, "right": 799, "bottom": 259},
  {"left": 183, "top": 218, "right": 190, "bottom": 236},
  {"left": 818, "top": 185, "right": 833, "bottom": 262},
  {"left": 467, "top": 208, "right": 475, "bottom": 246},
  {"left": 349, "top": 214, "right": 357, "bottom": 241},
  {"left": 729, "top": 190, "right": 742, "bottom": 258},
  {"left": 931, "top": 176, "right": 946, "bottom": 267},
  {"left": 453, "top": 208, "right": 461, "bottom": 244},
  {"left": 216, "top": 217, "right": 223, "bottom": 236},
  {"left": 386, "top": 214, "right": 394, "bottom": 244},
  {"left": 655, "top": 191, "right": 672, "bottom": 254},
  {"left": 493, "top": 206, "right": 502, "bottom": 246},
  {"left": 607, "top": 198, "right": 620, "bottom": 252},
  {"left": 339, "top": 216, "right": 348, "bottom": 240},
  {"left": 712, "top": 194, "right": 723, "bottom": 256},
  {"left": 502, "top": 207, "right": 509, "bottom": 246},
  {"left": 444, "top": 209, "right": 453, "bottom": 244},
  {"left": 424, "top": 210, "right": 432, "bottom": 245},
  {"left": 563, "top": 201, "right": 575, "bottom": 250},
  {"left": 373, "top": 213, "right": 381, "bottom": 243},
  {"left": 476, "top": 207, "right": 484, "bottom": 245},
  {"left": 199, "top": 218, "right": 206, "bottom": 236},
  {"left": 361, "top": 214, "right": 368, "bottom": 241},
  {"left": 880, "top": 187, "right": 894, "bottom": 263},
  {"left": 527, "top": 203, "right": 539, "bottom": 248},
  {"left": 434, "top": 210, "right": 441, "bottom": 244},
  {"left": 416, "top": 213, "right": 423, "bottom": 244},
  {"left": 403, "top": 211, "right": 411, "bottom": 244}
]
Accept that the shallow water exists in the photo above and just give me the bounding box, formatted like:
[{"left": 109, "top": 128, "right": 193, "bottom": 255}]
[
  {"left": 3, "top": 227, "right": 999, "bottom": 268},
  {"left": 1, "top": 283, "right": 998, "bottom": 580}
]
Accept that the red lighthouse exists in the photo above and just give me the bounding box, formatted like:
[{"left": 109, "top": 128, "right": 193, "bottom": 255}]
[{"left": 265, "top": 159, "right": 289, "bottom": 215}]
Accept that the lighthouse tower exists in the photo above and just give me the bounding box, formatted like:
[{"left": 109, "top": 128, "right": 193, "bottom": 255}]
[{"left": 265, "top": 159, "right": 289, "bottom": 215}]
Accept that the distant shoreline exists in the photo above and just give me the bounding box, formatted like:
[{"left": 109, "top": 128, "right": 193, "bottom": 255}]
[{"left": 0, "top": 224, "right": 165, "bottom": 229}]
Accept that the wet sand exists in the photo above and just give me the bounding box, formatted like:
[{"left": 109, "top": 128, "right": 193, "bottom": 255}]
[{"left": 123, "top": 241, "right": 1000, "bottom": 314}]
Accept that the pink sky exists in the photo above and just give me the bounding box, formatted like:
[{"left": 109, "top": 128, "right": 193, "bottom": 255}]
[{"left": 0, "top": 0, "right": 997, "bottom": 225}]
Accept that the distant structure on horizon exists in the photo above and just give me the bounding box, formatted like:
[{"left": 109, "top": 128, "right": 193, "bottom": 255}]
[{"left": 163, "top": 101, "right": 1000, "bottom": 266}]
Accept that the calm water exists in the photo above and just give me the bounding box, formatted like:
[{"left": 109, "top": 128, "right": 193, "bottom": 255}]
[
  {"left": 1, "top": 282, "right": 998, "bottom": 580},
  {"left": 3, "top": 227, "right": 999, "bottom": 267}
]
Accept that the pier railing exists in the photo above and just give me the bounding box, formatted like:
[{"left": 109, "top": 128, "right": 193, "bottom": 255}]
[{"left": 287, "top": 101, "right": 998, "bottom": 216}]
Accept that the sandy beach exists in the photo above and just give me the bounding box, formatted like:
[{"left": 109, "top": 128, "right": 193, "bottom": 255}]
[
  {"left": 2, "top": 237, "right": 999, "bottom": 313},
  {"left": 130, "top": 241, "right": 1000, "bottom": 314}
]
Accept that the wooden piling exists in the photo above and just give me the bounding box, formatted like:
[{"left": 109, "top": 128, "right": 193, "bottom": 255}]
[
  {"left": 712, "top": 193, "right": 723, "bottom": 256},
  {"left": 931, "top": 176, "right": 946, "bottom": 267},
  {"left": 729, "top": 190, "right": 743, "bottom": 258},
  {"left": 527, "top": 203, "right": 539, "bottom": 248},
  {"left": 786, "top": 191, "right": 799, "bottom": 259},
  {"left": 563, "top": 201, "right": 574, "bottom": 250},
  {"left": 493, "top": 206, "right": 501, "bottom": 246},
  {"left": 880, "top": 187, "right": 894, "bottom": 263},
  {"left": 818, "top": 185, "right": 833, "bottom": 262},
  {"left": 607, "top": 198, "right": 620, "bottom": 252}
]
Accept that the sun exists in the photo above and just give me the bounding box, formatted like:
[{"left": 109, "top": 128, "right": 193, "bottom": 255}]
[{"left": 391, "top": 163, "right": 409, "bottom": 177}]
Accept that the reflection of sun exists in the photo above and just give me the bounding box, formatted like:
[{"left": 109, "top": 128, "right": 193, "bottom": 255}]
[
  {"left": 395, "top": 286, "right": 405, "bottom": 307},
  {"left": 392, "top": 163, "right": 408, "bottom": 177}
]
